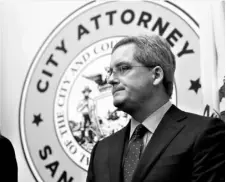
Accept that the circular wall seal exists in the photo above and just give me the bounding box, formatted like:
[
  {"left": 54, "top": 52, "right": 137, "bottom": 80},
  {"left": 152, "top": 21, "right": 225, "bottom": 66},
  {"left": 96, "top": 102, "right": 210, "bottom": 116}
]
[{"left": 20, "top": 1, "right": 201, "bottom": 181}]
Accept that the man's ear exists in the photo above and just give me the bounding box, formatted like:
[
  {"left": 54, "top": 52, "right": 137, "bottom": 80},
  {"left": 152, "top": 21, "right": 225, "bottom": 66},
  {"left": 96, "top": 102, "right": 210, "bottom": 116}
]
[{"left": 152, "top": 66, "right": 164, "bottom": 85}]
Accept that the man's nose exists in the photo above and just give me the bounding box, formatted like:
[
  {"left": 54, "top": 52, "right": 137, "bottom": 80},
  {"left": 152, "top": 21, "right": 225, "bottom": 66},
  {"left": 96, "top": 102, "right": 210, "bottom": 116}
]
[{"left": 107, "top": 73, "right": 119, "bottom": 86}]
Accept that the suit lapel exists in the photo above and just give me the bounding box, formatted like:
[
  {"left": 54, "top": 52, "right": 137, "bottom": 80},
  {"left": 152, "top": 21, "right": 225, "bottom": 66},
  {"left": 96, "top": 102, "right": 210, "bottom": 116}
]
[
  {"left": 108, "top": 122, "right": 130, "bottom": 182},
  {"left": 132, "top": 105, "right": 187, "bottom": 182}
]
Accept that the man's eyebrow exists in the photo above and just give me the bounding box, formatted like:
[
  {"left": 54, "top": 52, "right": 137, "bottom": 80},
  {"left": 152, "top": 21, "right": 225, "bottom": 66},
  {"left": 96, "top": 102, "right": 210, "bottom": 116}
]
[{"left": 114, "top": 61, "right": 130, "bottom": 67}]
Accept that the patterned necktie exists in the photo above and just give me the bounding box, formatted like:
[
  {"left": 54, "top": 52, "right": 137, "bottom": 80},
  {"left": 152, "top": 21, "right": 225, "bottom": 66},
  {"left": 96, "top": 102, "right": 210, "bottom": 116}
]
[{"left": 123, "top": 124, "right": 148, "bottom": 182}]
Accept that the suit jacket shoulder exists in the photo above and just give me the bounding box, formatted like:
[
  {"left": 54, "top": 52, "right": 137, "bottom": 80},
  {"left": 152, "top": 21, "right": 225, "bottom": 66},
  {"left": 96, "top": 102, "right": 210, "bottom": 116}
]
[
  {"left": 182, "top": 110, "right": 224, "bottom": 136},
  {"left": 0, "top": 134, "right": 18, "bottom": 182}
]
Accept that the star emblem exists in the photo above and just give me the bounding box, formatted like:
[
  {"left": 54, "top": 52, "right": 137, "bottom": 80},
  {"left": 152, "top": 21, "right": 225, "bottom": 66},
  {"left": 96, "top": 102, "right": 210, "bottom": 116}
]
[
  {"left": 32, "top": 114, "right": 43, "bottom": 126},
  {"left": 189, "top": 78, "right": 201, "bottom": 94}
]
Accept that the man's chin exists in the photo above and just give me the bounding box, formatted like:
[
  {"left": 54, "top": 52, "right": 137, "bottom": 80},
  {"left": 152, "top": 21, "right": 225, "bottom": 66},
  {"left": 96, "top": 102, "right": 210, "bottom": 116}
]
[{"left": 113, "top": 98, "right": 125, "bottom": 108}]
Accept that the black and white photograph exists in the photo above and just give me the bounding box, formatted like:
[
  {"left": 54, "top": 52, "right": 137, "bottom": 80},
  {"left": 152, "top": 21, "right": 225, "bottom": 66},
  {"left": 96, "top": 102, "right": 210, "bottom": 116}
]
[{"left": 0, "top": 0, "right": 225, "bottom": 181}]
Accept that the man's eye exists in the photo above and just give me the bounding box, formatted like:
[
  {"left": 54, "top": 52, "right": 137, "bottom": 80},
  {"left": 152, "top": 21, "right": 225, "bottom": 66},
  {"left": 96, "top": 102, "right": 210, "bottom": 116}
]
[{"left": 119, "top": 65, "right": 131, "bottom": 73}]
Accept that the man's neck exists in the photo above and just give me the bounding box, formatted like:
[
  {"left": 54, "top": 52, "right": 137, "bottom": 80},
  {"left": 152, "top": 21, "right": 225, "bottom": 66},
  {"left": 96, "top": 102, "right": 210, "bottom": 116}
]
[{"left": 131, "top": 97, "right": 169, "bottom": 123}]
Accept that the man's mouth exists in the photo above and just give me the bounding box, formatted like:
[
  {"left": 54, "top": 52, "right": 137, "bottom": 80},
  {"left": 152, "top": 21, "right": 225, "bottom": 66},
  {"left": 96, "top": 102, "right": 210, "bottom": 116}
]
[{"left": 112, "top": 88, "right": 124, "bottom": 95}]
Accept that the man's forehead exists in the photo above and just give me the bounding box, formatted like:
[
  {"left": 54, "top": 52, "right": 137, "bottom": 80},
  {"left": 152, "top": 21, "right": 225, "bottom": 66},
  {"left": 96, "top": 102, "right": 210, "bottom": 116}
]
[
  {"left": 110, "top": 43, "right": 136, "bottom": 67},
  {"left": 112, "top": 43, "right": 136, "bottom": 56}
]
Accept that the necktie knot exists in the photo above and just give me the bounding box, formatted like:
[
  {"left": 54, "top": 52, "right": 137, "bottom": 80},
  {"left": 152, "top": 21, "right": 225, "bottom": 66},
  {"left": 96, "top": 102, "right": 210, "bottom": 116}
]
[{"left": 132, "top": 124, "right": 147, "bottom": 139}]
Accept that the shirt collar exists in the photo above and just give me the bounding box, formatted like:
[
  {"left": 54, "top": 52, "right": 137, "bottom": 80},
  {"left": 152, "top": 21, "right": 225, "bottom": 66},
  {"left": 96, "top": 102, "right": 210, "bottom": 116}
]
[{"left": 130, "top": 101, "right": 172, "bottom": 138}]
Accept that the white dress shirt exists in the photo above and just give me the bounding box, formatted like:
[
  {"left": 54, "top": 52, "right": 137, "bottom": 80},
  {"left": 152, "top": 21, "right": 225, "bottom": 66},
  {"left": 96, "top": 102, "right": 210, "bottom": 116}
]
[{"left": 129, "top": 101, "right": 172, "bottom": 153}]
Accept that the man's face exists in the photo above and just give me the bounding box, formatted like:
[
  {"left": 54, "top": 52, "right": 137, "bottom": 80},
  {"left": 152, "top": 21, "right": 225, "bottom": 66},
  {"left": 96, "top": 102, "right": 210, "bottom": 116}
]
[
  {"left": 84, "top": 91, "right": 90, "bottom": 98},
  {"left": 109, "top": 43, "right": 154, "bottom": 113}
]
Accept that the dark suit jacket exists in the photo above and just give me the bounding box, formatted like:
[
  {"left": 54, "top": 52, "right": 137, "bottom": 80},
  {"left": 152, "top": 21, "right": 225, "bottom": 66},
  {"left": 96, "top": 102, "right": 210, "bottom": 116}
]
[
  {"left": 87, "top": 105, "right": 225, "bottom": 182},
  {"left": 0, "top": 135, "right": 18, "bottom": 182}
]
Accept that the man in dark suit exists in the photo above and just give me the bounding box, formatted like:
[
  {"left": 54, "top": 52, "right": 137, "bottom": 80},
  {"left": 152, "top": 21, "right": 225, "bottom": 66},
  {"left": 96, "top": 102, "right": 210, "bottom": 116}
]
[
  {"left": 86, "top": 35, "right": 225, "bottom": 182},
  {"left": 0, "top": 134, "right": 18, "bottom": 181}
]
